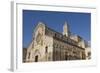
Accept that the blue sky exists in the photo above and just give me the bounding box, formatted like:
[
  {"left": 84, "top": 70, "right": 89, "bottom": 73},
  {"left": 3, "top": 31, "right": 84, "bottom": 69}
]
[{"left": 23, "top": 10, "right": 91, "bottom": 48}]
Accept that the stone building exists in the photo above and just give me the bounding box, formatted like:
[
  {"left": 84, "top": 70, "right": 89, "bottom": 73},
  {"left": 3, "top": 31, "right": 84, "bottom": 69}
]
[
  {"left": 85, "top": 47, "right": 91, "bottom": 59},
  {"left": 23, "top": 48, "right": 27, "bottom": 62},
  {"left": 24, "top": 21, "right": 90, "bottom": 62}
]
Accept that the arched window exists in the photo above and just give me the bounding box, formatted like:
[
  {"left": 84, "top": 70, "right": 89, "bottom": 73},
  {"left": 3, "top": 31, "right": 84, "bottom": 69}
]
[{"left": 45, "top": 46, "right": 48, "bottom": 53}]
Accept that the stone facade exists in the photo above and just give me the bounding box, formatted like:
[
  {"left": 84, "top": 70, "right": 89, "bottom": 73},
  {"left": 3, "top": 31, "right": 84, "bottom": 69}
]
[{"left": 24, "top": 21, "right": 91, "bottom": 62}]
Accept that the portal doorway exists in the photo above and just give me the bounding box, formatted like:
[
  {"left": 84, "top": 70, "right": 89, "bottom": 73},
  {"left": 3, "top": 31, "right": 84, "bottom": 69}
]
[
  {"left": 35, "top": 55, "right": 38, "bottom": 62},
  {"left": 65, "top": 55, "right": 68, "bottom": 60}
]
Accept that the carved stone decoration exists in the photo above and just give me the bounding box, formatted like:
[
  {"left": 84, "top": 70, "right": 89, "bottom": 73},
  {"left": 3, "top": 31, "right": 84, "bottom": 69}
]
[
  {"left": 36, "top": 32, "right": 43, "bottom": 45},
  {"left": 36, "top": 26, "right": 44, "bottom": 46}
]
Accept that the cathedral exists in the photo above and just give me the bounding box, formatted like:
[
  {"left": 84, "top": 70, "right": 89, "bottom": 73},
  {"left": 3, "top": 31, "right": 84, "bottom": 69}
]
[{"left": 23, "top": 21, "right": 91, "bottom": 62}]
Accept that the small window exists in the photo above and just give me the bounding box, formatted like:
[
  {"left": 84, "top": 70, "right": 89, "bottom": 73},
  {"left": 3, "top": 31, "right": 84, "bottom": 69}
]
[
  {"left": 45, "top": 46, "right": 48, "bottom": 53},
  {"left": 55, "top": 33, "right": 57, "bottom": 37},
  {"left": 88, "top": 52, "right": 91, "bottom": 57}
]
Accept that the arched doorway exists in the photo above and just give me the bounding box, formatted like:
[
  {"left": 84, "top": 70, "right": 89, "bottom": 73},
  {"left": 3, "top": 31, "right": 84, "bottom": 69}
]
[
  {"left": 34, "top": 49, "right": 41, "bottom": 62},
  {"left": 35, "top": 55, "right": 38, "bottom": 62},
  {"left": 65, "top": 55, "right": 68, "bottom": 60}
]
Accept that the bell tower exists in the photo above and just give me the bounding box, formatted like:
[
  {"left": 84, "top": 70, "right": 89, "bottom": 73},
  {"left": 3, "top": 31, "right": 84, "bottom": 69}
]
[{"left": 63, "top": 21, "right": 70, "bottom": 37}]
